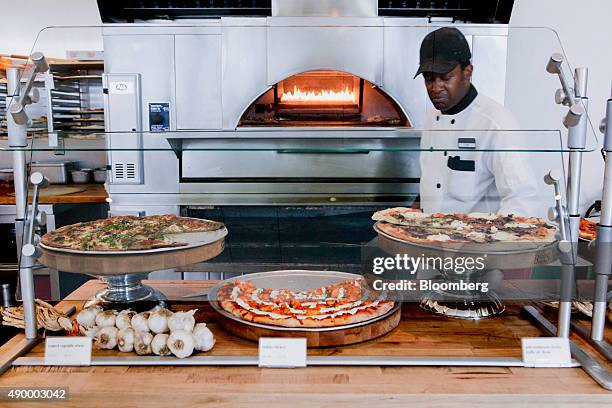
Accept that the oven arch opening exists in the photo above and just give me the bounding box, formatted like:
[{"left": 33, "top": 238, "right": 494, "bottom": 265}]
[{"left": 238, "top": 70, "right": 412, "bottom": 128}]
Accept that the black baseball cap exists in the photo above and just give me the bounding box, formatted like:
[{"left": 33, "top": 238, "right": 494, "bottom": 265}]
[{"left": 414, "top": 27, "right": 472, "bottom": 78}]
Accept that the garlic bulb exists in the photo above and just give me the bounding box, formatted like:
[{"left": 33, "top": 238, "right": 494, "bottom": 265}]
[
  {"left": 75, "top": 305, "right": 102, "bottom": 329},
  {"left": 148, "top": 308, "right": 173, "bottom": 334},
  {"left": 134, "top": 331, "right": 153, "bottom": 355},
  {"left": 95, "top": 310, "right": 117, "bottom": 328},
  {"left": 115, "top": 310, "right": 136, "bottom": 330},
  {"left": 131, "top": 312, "right": 150, "bottom": 333},
  {"left": 80, "top": 325, "right": 100, "bottom": 338},
  {"left": 168, "top": 309, "right": 197, "bottom": 333},
  {"left": 167, "top": 330, "right": 195, "bottom": 359},
  {"left": 91, "top": 305, "right": 104, "bottom": 314},
  {"left": 151, "top": 333, "right": 171, "bottom": 356},
  {"left": 94, "top": 326, "right": 118, "bottom": 350},
  {"left": 192, "top": 323, "right": 215, "bottom": 352},
  {"left": 117, "top": 327, "right": 135, "bottom": 352}
]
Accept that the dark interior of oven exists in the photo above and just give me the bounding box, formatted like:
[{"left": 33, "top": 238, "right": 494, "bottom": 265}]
[{"left": 239, "top": 70, "right": 411, "bottom": 127}]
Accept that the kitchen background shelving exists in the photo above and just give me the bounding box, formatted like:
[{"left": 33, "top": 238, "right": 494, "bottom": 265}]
[{"left": 45, "top": 61, "right": 104, "bottom": 137}]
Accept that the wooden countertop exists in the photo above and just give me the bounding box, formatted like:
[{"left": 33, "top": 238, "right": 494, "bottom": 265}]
[
  {"left": 0, "top": 184, "right": 108, "bottom": 205},
  {"left": 0, "top": 280, "right": 610, "bottom": 407}
]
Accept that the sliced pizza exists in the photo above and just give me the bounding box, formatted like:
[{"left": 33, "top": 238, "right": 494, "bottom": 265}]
[
  {"left": 41, "top": 215, "right": 224, "bottom": 251},
  {"left": 373, "top": 208, "right": 557, "bottom": 245},
  {"left": 217, "top": 278, "right": 394, "bottom": 328}
]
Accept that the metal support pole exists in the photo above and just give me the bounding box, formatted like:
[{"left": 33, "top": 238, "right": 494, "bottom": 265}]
[
  {"left": 7, "top": 54, "right": 50, "bottom": 342},
  {"left": 557, "top": 264, "right": 575, "bottom": 338},
  {"left": 17, "top": 266, "right": 37, "bottom": 340},
  {"left": 545, "top": 170, "right": 573, "bottom": 338},
  {"left": 567, "top": 67, "right": 589, "bottom": 244},
  {"left": 7, "top": 68, "right": 27, "bottom": 230},
  {"left": 557, "top": 68, "right": 589, "bottom": 338},
  {"left": 18, "top": 173, "right": 48, "bottom": 337},
  {"left": 591, "top": 272, "right": 610, "bottom": 341},
  {"left": 7, "top": 68, "right": 38, "bottom": 340},
  {"left": 591, "top": 89, "right": 612, "bottom": 341},
  {"left": 567, "top": 68, "right": 588, "bottom": 228}
]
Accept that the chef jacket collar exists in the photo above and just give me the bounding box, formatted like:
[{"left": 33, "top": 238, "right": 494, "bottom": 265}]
[{"left": 441, "top": 84, "right": 478, "bottom": 116}]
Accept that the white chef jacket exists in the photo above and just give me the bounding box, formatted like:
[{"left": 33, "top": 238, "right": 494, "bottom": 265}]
[{"left": 419, "top": 93, "right": 542, "bottom": 217}]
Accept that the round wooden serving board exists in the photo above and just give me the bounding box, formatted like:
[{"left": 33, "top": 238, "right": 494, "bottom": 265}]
[
  {"left": 38, "top": 239, "right": 225, "bottom": 275},
  {"left": 215, "top": 306, "right": 401, "bottom": 348}
]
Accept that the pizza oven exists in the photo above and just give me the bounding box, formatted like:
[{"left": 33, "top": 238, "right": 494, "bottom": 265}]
[{"left": 239, "top": 70, "right": 410, "bottom": 127}]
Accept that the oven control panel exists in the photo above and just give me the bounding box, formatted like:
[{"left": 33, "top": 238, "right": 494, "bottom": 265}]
[{"left": 149, "top": 102, "right": 170, "bottom": 132}]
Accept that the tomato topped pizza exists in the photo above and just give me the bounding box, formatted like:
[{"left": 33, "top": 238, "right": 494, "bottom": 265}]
[
  {"left": 41, "top": 215, "right": 224, "bottom": 251},
  {"left": 373, "top": 208, "right": 557, "bottom": 244},
  {"left": 217, "top": 278, "right": 394, "bottom": 328},
  {"left": 579, "top": 218, "right": 597, "bottom": 241}
]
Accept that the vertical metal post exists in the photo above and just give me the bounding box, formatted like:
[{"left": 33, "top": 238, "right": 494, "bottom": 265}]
[
  {"left": 591, "top": 89, "right": 612, "bottom": 341},
  {"left": 557, "top": 68, "right": 588, "bottom": 338},
  {"left": 557, "top": 265, "right": 574, "bottom": 338},
  {"left": 7, "top": 67, "right": 38, "bottom": 340},
  {"left": 7, "top": 68, "right": 27, "bottom": 224}
]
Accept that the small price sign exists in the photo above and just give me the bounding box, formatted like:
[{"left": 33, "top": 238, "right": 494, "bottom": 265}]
[
  {"left": 258, "top": 338, "right": 307, "bottom": 368},
  {"left": 521, "top": 337, "right": 572, "bottom": 368},
  {"left": 45, "top": 337, "right": 92, "bottom": 366}
]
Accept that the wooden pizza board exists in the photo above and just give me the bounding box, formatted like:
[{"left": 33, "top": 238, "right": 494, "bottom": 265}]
[
  {"left": 214, "top": 306, "right": 401, "bottom": 348},
  {"left": 38, "top": 239, "right": 225, "bottom": 275}
]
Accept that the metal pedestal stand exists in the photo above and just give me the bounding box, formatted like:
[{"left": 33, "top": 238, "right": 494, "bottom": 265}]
[
  {"left": 419, "top": 271, "right": 505, "bottom": 319},
  {"left": 36, "top": 234, "right": 227, "bottom": 311},
  {"left": 84, "top": 273, "right": 168, "bottom": 311}
]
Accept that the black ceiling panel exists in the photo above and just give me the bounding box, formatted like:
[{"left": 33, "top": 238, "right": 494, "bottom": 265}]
[
  {"left": 96, "top": 0, "right": 513, "bottom": 23},
  {"left": 378, "top": 0, "right": 515, "bottom": 23},
  {"left": 97, "top": 0, "right": 273, "bottom": 22}
]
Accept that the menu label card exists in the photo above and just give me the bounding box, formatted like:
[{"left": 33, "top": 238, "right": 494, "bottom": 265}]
[
  {"left": 522, "top": 337, "right": 572, "bottom": 368},
  {"left": 45, "top": 337, "right": 92, "bottom": 366},
  {"left": 258, "top": 338, "right": 307, "bottom": 368}
]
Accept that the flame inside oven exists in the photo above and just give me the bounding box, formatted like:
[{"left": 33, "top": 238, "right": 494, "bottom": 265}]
[
  {"left": 280, "top": 85, "right": 357, "bottom": 104},
  {"left": 239, "top": 70, "right": 411, "bottom": 127}
]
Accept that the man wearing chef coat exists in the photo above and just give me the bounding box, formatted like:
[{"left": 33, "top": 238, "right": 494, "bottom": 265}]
[{"left": 415, "top": 27, "right": 542, "bottom": 217}]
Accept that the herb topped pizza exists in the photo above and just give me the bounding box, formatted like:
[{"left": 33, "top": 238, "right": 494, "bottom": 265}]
[
  {"left": 217, "top": 278, "right": 394, "bottom": 328},
  {"left": 41, "top": 215, "right": 225, "bottom": 251},
  {"left": 373, "top": 208, "right": 557, "bottom": 245}
]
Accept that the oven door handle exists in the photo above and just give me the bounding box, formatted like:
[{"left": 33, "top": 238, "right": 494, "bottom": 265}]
[{"left": 276, "top": 149, "right": 371, "bottom": 155}]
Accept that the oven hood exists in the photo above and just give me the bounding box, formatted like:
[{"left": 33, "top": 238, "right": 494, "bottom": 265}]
[{"left": 272, "top": 0, "right": 378, "bottom": 17}]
